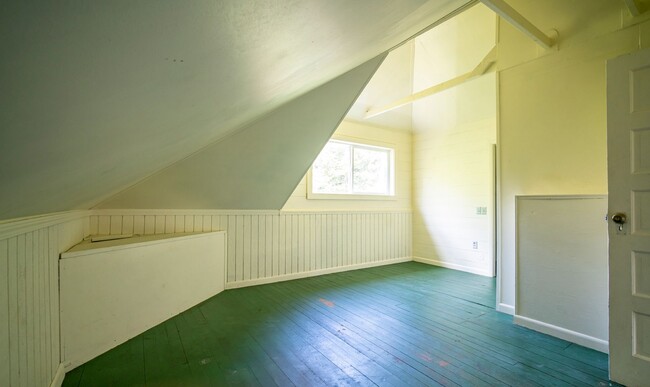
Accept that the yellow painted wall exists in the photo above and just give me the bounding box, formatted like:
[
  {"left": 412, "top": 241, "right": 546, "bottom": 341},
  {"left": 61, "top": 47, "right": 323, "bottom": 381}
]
[
  {"left": 496, "top": 0, "right": 650, "bottom": 309},
  {"left": 282, "top": 120, "right": 412, "bottom": 210},
  {"left": 411, "top": 4, "right": 497, "bottom": 276}
]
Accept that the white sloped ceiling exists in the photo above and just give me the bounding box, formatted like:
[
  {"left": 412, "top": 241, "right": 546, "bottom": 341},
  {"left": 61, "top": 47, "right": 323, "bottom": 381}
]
[
  {"left": 97, "top": 55, "right": 386, "bottom": 209},
  {"left": 0, "top": 0, "right": 470, "bottom": 220}
]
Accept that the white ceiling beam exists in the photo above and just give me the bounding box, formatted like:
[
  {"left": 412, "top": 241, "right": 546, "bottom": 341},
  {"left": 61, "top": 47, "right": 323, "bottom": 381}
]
[
  {"left": 480, "top": 0, "right": 555, "bottom": 49},
  {"left": 365, "top": 46, "right": 497, "bottom": 119},
  {"left": 623, "top": 0, "right": 643, "bottom": 16}
]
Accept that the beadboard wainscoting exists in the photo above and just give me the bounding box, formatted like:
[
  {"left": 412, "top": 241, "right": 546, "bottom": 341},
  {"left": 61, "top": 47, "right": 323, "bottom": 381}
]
[
  {"left": 0, "top": 211, "right": 89, "bottom": 387},
  {"left": 89, "top": 210, "right": 412, "bottom": 287}
]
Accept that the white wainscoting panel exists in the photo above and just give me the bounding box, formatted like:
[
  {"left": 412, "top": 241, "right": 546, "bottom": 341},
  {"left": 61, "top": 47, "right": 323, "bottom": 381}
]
[
  {"left": 516, "top": 195, "right": 608, "bottom": 352},
  {"left": 90, "top": 210, "right": 412, "bottom": 287},
  {"left": 0, "top": 211, "right": 88, "bottom": 387}
]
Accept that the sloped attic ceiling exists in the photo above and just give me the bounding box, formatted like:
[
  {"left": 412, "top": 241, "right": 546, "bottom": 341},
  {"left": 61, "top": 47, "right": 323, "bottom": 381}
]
[
  {"left": 0, "top": 0, "right": 471, "bottom": 220},
  {"left": 97, "top": 56, "right": 386, "bottom": 209}
]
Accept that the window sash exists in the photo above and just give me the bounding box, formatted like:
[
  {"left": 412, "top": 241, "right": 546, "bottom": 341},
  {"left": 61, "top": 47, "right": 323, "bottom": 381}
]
[
  {"left": 310, "top": 139, "right": 394, "bottom": 199},
  {"left": 351, "top": 145, "right": 390, "bottom": 195}
]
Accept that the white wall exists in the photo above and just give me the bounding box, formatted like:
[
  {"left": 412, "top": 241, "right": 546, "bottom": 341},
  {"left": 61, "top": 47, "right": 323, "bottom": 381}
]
[
  {"left": 0, "top": 211, "right": 89, "bottom": 387},
  {"left": 496, "top": 0, "right": 650, "bottom": 312},
  {"left": 283, "top": 120, "right": 412, "bottom": 211},
  {"left": 411, "top": 4, "right": 497, "bottom": 276},
  {"left": 346, "top": 42, "right": 415, "bottom": 130},
  {"left": 89, "top": 209, "right": 412, "bottom": 288}
]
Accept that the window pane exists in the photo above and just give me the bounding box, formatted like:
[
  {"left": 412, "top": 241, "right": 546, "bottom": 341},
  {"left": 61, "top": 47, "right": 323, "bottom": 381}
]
[
  {"left": 353, "top": 147, "right": 389, "bottom": 194},
  {"left": 312, "top": 142, "right": 350, "bottom": 194}
]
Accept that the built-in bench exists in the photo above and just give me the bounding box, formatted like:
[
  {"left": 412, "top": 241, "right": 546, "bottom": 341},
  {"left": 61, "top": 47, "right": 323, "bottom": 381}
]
[{"left": 59, "top": 231, "right": 226, "bottom": 370}]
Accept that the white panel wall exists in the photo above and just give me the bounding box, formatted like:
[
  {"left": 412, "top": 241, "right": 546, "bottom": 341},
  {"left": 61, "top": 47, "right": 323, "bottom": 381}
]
[
  {"left": 90, "top": 210, "right": 412, "bottom": 288},
  {"left": 515, "top": 196, "right": 608, "bottom": 353},
  {"left": 60, "top": 232, "right": 226, "bottom": 369},
  {"left": 0, "top": 211, "right": 89, "bottom": 387}
]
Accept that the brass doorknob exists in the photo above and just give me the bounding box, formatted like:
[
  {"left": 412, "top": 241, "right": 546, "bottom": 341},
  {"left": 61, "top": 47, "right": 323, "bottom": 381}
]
[{"left": 612, "top": 213, "right": 627, "bottom": 224}]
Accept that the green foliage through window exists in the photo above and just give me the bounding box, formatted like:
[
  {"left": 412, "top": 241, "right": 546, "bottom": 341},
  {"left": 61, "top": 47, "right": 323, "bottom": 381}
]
[{"left": 312, "top": 140, "right": 393, "bottom": 196}]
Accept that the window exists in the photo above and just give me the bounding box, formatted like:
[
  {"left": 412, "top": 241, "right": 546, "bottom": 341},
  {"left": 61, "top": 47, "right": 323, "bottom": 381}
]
[{"left": 308, "top": 139, "right": 395, "bottom": 199}]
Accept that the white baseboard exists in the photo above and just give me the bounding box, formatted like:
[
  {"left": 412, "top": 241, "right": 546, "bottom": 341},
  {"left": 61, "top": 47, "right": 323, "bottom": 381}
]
[
  {"left": 0, "top": 210, "right": 89, "bottom": 240},
  {"left": 50, "top": 363, "right": 66, "bottom": 387},
  {"left": 497, "top": 303, "right": 515, "bottom": 315},
  {"left": 514, "top": 315, "right": 609, "bottom": 353},
  {"left": 225, "top": 257, "right": 412, "bottom": 289},
  {"left": 413, "top": 256, "right": 493, "bottom": 277}
]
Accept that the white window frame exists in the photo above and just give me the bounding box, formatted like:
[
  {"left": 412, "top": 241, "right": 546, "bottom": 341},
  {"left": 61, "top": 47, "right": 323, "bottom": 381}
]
[{"left": 307, "top": 136, "right": 396, "bottom": 200}]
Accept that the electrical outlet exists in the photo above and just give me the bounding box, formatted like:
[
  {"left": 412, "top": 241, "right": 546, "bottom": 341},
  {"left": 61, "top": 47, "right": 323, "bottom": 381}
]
[
  {"left": 476, "top": 207, "right": 488, "bottom": 215},
  {"left": 472, "top": 241, "right": 478, "bottom": 249}
]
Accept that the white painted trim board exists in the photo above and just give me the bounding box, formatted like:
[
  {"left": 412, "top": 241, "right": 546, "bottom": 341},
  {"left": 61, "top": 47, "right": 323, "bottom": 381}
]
[
  {"left": 496, "top": 303, "right": 515, "bottom": 315},
  {"left": 92, "top": 209, "right": 281, "bottom": 216},
  {"left": 62, "top": 231, "right": 224, "bottom": 258},
  {"left": 280, "top": 208, "right": 411, "bottom": 214},
  {"left": 413, "top": 256, "right": 494, "bottom": 277},
  {"left": 92, "top": 208, "right": 413, "bottom": 216},
  {"left": 0, "top": 210, "right": 89, "bottom": 240},
  {"left": 226, "top": 256, "right": 412, "bottom": 289},
  {"left": 50, "top": 364, "right": 65, "bottom": 387},
  {"left": 514, "top": 315, "right": 609, "bottom": 354}
]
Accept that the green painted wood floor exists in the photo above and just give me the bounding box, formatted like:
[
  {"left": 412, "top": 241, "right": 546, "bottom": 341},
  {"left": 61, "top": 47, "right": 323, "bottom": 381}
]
[{"left": 63, "top": 262, "right": 618, "bottom": 386}]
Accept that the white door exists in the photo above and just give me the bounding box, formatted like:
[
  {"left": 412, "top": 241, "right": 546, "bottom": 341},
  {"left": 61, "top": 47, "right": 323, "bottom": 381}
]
[{"left": 608, "top": 48, "right": 650, "bottom": 385}]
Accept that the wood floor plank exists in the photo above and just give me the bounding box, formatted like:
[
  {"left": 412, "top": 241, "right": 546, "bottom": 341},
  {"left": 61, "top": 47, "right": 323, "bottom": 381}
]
[
  {"left": 77, "top": 335, "right": 146, "bottom": 387},
  {"left": 324, "top": 269, "right": 578, "bottom": 354},
  {"left": 273, "top": 298, "right": 443, "bottom": 386},
  {"left": 240, "top": 337, "right": 295, "bottom": 387},
  {"left": 268, "top": 283, "right": 494, "bottom": 386},
  {"left": 171, "top": 309, "right": 231, "bottom": 386},
  {"left": 561, "top": 344, "right": 609, "bottom": 371},
  {"left": 244, "top": 283, "right": 426, "bottom": 386},
  {"left": 63, "top": 262, "right": 612, "bottom": 387},
  {"left": 256, "top": 282, "right": 445, "bottom": 386},
  {"left": 314, "top": 269, "right": 607, "bottom": 385},
  {"left": 142, "top": 320, "right": 191, "bottom": 386},
  {"left": 282, "top": 277, "right": 547, "bottom": 387},
  {"left": 326, "top": 268, "right": 607, "bottom": 383},
  {"left": 227, "top": 287, "right": 383, "bottom": 386},
  {"left": 62, "top": 366, "right": 83, "bottom": 387}
]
